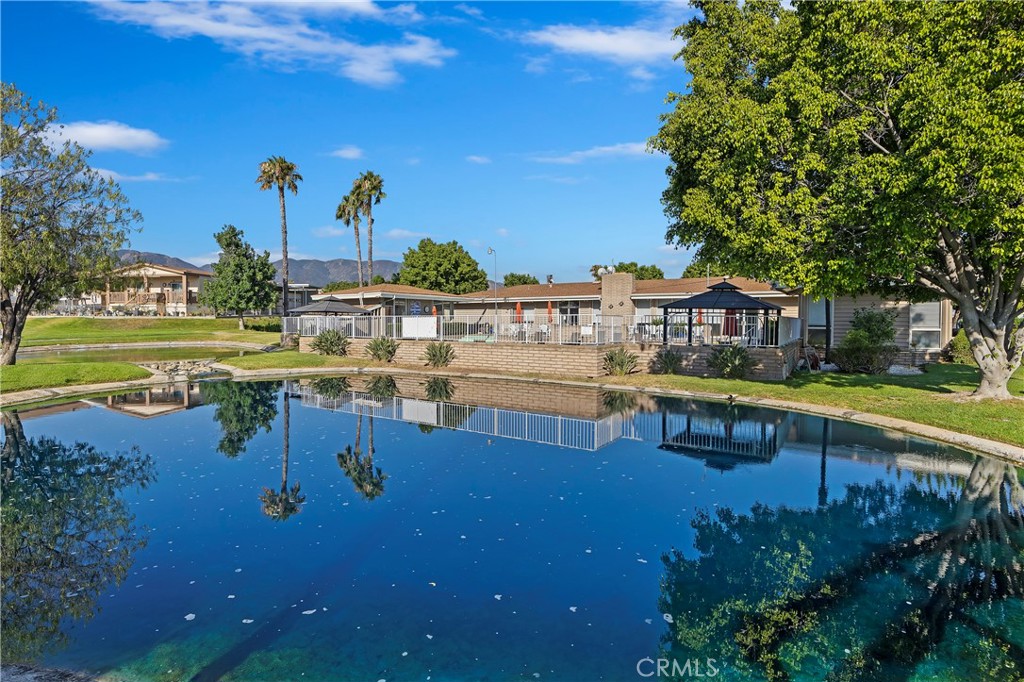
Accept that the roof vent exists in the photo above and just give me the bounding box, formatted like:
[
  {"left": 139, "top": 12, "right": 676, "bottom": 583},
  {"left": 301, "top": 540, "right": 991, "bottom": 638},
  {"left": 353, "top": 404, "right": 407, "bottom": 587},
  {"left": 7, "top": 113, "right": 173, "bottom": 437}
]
[{"left": 546, "top": 275, "right": 554, "bottom": 285}]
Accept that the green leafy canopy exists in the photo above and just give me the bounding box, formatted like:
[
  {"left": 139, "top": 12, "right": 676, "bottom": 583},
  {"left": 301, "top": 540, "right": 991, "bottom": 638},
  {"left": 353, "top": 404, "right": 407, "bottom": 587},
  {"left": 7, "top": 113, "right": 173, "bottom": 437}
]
[
  {"left": 199, "top": 225, "right": 279, "bottom": 318},
  {"left": 397, "top": 238, "right": 489, "bottom": 294}
]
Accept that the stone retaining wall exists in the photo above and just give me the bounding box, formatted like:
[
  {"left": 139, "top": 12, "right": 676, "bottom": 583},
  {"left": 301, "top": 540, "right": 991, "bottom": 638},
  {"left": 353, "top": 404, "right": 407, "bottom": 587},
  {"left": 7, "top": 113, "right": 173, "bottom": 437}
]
[{"left": 299, "top": 337, "right": 801, "bottom": 380}]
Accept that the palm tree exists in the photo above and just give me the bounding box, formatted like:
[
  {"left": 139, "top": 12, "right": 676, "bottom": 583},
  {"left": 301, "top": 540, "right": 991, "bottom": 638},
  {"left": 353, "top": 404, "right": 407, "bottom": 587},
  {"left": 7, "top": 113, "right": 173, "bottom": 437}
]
[
  {"left": 335, "top": 193, "right": 364, "bottom": 287},
  {"left": 259, "top": 397, "right": 305, "bottom": 520},
  {"left": 256, "top": 156, "right": 303, "bottom": 319},
  {"left": 354, "top": 171, "right": 386, "bottom": 283}
]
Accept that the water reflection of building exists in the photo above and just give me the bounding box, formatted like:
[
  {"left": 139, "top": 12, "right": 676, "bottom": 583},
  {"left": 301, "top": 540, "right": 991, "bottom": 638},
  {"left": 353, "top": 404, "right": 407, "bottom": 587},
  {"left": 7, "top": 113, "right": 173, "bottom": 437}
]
[
  {"left": 287, "top": 378, "right": 631, "bottom": 451},
  {"left": 83, "top": 382, "right": 204, "bottom": 419}
]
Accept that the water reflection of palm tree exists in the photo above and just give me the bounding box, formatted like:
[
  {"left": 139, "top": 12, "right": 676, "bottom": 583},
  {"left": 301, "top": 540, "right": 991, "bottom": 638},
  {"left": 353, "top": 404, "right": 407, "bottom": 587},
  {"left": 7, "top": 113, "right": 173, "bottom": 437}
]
[
  {"left": 259, "top": 397, "right": 305, "bottom": 520},
  {"left": 1, "top": 410, "right": 154, "bottom": 662},
  {"left": 336, "top": 411, "right": 387, "bottom": 501}
]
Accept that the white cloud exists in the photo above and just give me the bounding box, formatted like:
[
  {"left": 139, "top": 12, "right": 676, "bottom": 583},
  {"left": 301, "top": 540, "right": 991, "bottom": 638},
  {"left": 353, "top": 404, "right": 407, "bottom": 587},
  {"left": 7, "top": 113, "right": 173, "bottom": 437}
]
[
  {"left": 454, "top": 3, "right": 483, "bottom": 19},
  {"left": 313, "top": 225, "right": 348, "bottom": 238},
  {"left": 93, "top": 1, "right": 455, "bottom": 87},
  {"left": 531, "top": 142, "right": 654, "bottom": 165},
  {"left": 495, "top": 228, "right": 509, "bottom": 237},
  {"left": 629, "top": 66, "right": 656, "bottom": 82},
  {"left": 384, "top": 228, "right": 428, "bottom": 239},
  {"left": 49, "top": 121, "right": 168, "bottom": 154},
  {"left": 523, "top": 24, "right": 676, "bottom": 65},
  {"left": 466, "top": 155, "right": 491, "bottom": 164},
  {"left": 329, "top": 145, "right": 364, "bottom": 159},
  {"left": 406, "top": 157, "right": 421, "bottom": 166},
  {"left": 657, "top": 244, "right": 679, "bottom": 253},
  {"left": 92, "top": 168, "right": 175, "bottom": 182},
  {"left": 185, "top": 251, "right": 222, "bottom": 266}
]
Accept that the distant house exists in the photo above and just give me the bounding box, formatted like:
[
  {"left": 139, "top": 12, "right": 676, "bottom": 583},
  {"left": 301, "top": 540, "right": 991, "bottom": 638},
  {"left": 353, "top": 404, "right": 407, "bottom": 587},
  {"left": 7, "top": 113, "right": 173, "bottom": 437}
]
[{"left": 101, "top": 263, "right": 212, "bottom": 316}]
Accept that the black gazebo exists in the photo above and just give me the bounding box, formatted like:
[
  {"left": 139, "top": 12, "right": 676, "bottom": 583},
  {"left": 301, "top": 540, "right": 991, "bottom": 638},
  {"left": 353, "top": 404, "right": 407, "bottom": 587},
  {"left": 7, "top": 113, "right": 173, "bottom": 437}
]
[
  {"left": 290, "top": 297, "right": 369, "bottom": 316},
  {"left": 659, "top": 279, "right": 783, "bottom": 346}
]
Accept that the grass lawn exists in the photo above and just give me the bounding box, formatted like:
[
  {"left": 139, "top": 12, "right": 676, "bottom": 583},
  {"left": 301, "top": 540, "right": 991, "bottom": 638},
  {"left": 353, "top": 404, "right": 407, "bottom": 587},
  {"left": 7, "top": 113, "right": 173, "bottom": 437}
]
[
  {"left": 0, "top": 362, "right": 152, "bottom": 393},
  {"left": 19, "top": 317, "right": 280, "bottom": 348},
  {"left": 607, "top": 363, "right": 1024, "bottom": 448},
  {"left": 221, "top": 350, "right": 376, "bottom": 371}
]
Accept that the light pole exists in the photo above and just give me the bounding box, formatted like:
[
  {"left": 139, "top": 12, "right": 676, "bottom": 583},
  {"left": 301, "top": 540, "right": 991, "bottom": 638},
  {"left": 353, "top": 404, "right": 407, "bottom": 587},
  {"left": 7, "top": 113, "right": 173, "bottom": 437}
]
[{"left": 487, "top": 247, "right": 498, "bottom": 332}]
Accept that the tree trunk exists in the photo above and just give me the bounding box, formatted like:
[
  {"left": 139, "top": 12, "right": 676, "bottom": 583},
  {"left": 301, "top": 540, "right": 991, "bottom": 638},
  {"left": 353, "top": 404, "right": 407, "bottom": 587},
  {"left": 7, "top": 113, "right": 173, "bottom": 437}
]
[
  {"left": 961, "top": 308, "right": 1022, "bottom": 399},
  {"left": 238, "top": 315, "right": 245, "bottom": 331},
  {"left": 278, "top": 185, "right": 289, "bottom": 319},
  {"left": 353, "top": 216, "right": 364, "bottom": 287},
  {"left": 0, "top": 298, "right": 29, "bottom": 366},
  {"left": 280, "top": 396, "right": 290, "bottom": 495},
  {"left": 367, "top": 207, "right": 374, "bottom": 284}
]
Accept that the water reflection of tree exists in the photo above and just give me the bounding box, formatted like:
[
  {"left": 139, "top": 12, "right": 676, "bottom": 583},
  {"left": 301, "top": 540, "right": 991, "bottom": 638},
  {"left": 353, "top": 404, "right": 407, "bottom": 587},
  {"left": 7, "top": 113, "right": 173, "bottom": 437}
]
[
  {"left": 0, "top": 411, "right": 154, "bottom": 663},
  {"left": 659, "top": 457, "right": 1024, "bottom": 682},
  {"left": 336, "top": 413, "right": 387, "bottom": 501},
  {"left": 200, "top": 380, "right": 280, "bottom": 457},
  {"left": 309, "top": 376, "right": 350, "bottom": 400},
  {"left": 258, "top": 397, "right": 305, "bottom": 520}
]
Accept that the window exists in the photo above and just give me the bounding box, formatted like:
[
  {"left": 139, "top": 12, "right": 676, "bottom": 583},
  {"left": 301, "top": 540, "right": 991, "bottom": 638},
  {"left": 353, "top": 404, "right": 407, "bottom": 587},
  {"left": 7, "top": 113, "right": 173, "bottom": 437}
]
[
  {"left": 806, "top": 298, "right": 829, "bottom": 347},
  {"left": 558, "top": 300, "right": 580, "bottom": 323},
  {"left": 910, "top": 301, "right": 942, "bottom": 349}
]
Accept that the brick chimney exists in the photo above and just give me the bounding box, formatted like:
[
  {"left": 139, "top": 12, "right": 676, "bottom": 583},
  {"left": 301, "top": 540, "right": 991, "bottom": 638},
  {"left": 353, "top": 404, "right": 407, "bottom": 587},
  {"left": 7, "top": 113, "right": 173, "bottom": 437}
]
[{"left": 599, "top": 272, "right": 635, "bottom": 316}]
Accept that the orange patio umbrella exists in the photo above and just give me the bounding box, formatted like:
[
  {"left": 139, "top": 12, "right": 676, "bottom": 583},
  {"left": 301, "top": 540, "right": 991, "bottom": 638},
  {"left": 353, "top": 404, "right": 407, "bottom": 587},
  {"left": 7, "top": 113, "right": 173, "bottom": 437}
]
[
  {"left": 515, "top": 301, "right": 523, "bottom": 323},
  {"left": 547, "top": 300, "right": 553, "bottom": 323}
]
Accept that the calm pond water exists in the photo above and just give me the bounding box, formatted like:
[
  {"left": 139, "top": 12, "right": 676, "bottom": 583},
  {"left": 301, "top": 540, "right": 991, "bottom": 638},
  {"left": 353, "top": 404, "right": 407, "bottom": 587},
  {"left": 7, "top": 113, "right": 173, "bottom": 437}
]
[
  {"left": 20, "top": 346, "right": 259, "bottom": 364},
  {"left": 1, "top": 376, "right": 1021, "bottom": 682}
]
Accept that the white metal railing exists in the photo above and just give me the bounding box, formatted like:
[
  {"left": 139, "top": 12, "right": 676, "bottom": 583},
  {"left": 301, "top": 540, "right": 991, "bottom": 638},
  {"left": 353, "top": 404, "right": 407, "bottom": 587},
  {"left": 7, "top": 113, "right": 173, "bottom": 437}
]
[
  {"left": 288, "top": 381, "right": 627, "bottom": 451},
  {"left": 284, "top": 313, "right": 802, "bottom": 348}
]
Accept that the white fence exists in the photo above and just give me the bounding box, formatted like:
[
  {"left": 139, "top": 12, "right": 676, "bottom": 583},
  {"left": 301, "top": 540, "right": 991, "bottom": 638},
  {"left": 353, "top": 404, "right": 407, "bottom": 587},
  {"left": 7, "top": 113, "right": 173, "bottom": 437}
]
[{"left": 285, "top": 313, "right": 802, "bottom": 348}]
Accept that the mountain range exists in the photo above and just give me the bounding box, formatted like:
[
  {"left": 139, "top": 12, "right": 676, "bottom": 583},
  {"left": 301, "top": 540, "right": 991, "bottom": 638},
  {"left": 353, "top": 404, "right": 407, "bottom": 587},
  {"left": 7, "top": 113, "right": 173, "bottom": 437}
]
[{"left": 117, "top": 250, "right": 401, "bottom": 287}]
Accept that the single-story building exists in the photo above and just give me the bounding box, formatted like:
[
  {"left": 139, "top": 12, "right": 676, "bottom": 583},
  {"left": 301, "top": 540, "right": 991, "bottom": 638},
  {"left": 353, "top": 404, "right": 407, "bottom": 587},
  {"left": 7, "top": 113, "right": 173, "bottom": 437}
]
[
  {"left": 101, "top": 263, "right": 212, "bottom": 316},
  {"left": 303, "top": 273, "right": 952, "bottom": 365}
]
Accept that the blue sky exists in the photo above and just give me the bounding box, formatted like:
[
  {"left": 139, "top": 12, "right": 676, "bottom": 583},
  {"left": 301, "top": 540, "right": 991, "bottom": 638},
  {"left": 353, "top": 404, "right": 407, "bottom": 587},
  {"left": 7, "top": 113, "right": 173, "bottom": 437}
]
[{"left": 2, "top": 1, "right": 699, "bottom": 282}]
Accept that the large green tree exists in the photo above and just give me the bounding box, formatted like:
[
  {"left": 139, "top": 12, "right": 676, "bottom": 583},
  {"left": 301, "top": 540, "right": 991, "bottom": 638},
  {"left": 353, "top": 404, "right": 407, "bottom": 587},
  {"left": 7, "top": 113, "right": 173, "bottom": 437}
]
[
  {"left": 397, "top": 238, "right": 489, "bottom": 294},
  {"left": 503, "top": 272, "right": 540, "bottom": 287},
  {"left": 1, "top": 83, "right": 140, "bottom": 365},
  {"left": 256, "top": 156, "right": 302, "bottom": 319},
  {"left": 651, "top": 1, "right": 1024, "bottom": 398},
  {"left": 335, "top": 192, "right": 364, "bottom": 287},
  {"left": 681, "top": 255, "right": 732, "bottom": 280},
  {"left": 200, "top": 225, "right": 278, "bottom": 329},
  {"left": 590, "top": 262, "right": 665, "bottom": 281},
  {"left": 353, "top": 171, "right": 386, "bottom": 284}
]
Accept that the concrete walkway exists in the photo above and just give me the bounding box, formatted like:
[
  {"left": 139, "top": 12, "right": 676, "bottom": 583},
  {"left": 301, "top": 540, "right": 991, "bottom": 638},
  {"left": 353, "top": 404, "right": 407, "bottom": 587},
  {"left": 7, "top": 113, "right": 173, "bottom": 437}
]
[{"left": 3, "top": 363, "right": 1022, "bottom": 464}]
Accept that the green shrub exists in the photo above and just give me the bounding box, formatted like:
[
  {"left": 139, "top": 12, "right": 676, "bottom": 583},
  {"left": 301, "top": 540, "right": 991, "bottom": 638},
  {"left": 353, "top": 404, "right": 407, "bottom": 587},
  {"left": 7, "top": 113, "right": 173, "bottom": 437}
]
[
  {"left": 850, "top": 307, "right": 897, "bottom": 342},
  {"left": 650, "top": 347, "right": 685, "bottom": 375},
  {"left": 366, "top": 336, "right": 400, "bottom": 362},
  {"left": 707, "top": 344, "right": 757, "bottom": 379},
  {"left": 423, "top": 341, "right": 456, "bottom": 368},
  {"left": 603, "top": 347, "right": 639, "bottom": 376},
  {"left": 309, "top": 329, "right": 350, "bottom": 356},
  {"left": 944, "top": 329, "right": 975, "bottom": 365},
  {"left": 832, "top": 329, "right": 899, "bottom": 374}
]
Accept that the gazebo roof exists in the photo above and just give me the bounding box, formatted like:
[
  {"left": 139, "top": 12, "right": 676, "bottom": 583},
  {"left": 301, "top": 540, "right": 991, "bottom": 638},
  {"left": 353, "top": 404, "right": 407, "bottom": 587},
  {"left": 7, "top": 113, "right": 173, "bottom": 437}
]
[
  {"left": 659, "top": 279, "right": 783, "bottom": 312},
  {"left": 290, "top": 298, "right": 369, "bottom": 315}
]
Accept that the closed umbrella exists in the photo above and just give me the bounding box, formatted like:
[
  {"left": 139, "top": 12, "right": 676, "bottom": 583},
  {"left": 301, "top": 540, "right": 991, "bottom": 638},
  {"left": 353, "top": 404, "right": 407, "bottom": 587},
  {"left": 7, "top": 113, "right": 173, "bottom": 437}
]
[
  {"left": 431, "top": 305, "right": 437, "bottom": 316},
  {"left": 515, "top": 301, "right": 523, "bottom": 323}
]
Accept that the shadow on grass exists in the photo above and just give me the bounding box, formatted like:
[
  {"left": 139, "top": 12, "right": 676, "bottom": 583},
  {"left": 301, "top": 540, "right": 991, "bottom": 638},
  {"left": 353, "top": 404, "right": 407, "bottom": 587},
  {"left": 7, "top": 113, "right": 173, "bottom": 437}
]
[{"left": 776, "top": 363, "right": 1023, "bottom": 397}]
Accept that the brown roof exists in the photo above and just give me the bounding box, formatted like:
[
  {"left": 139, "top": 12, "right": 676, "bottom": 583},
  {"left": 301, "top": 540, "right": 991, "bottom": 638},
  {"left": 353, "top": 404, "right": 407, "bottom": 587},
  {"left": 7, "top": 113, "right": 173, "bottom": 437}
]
[
  {"left": 317, "top": 283, "right": 466, "bottom": 300},
  {"left": 462, "top": 276, "right": 778, "bottom": 301}
]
